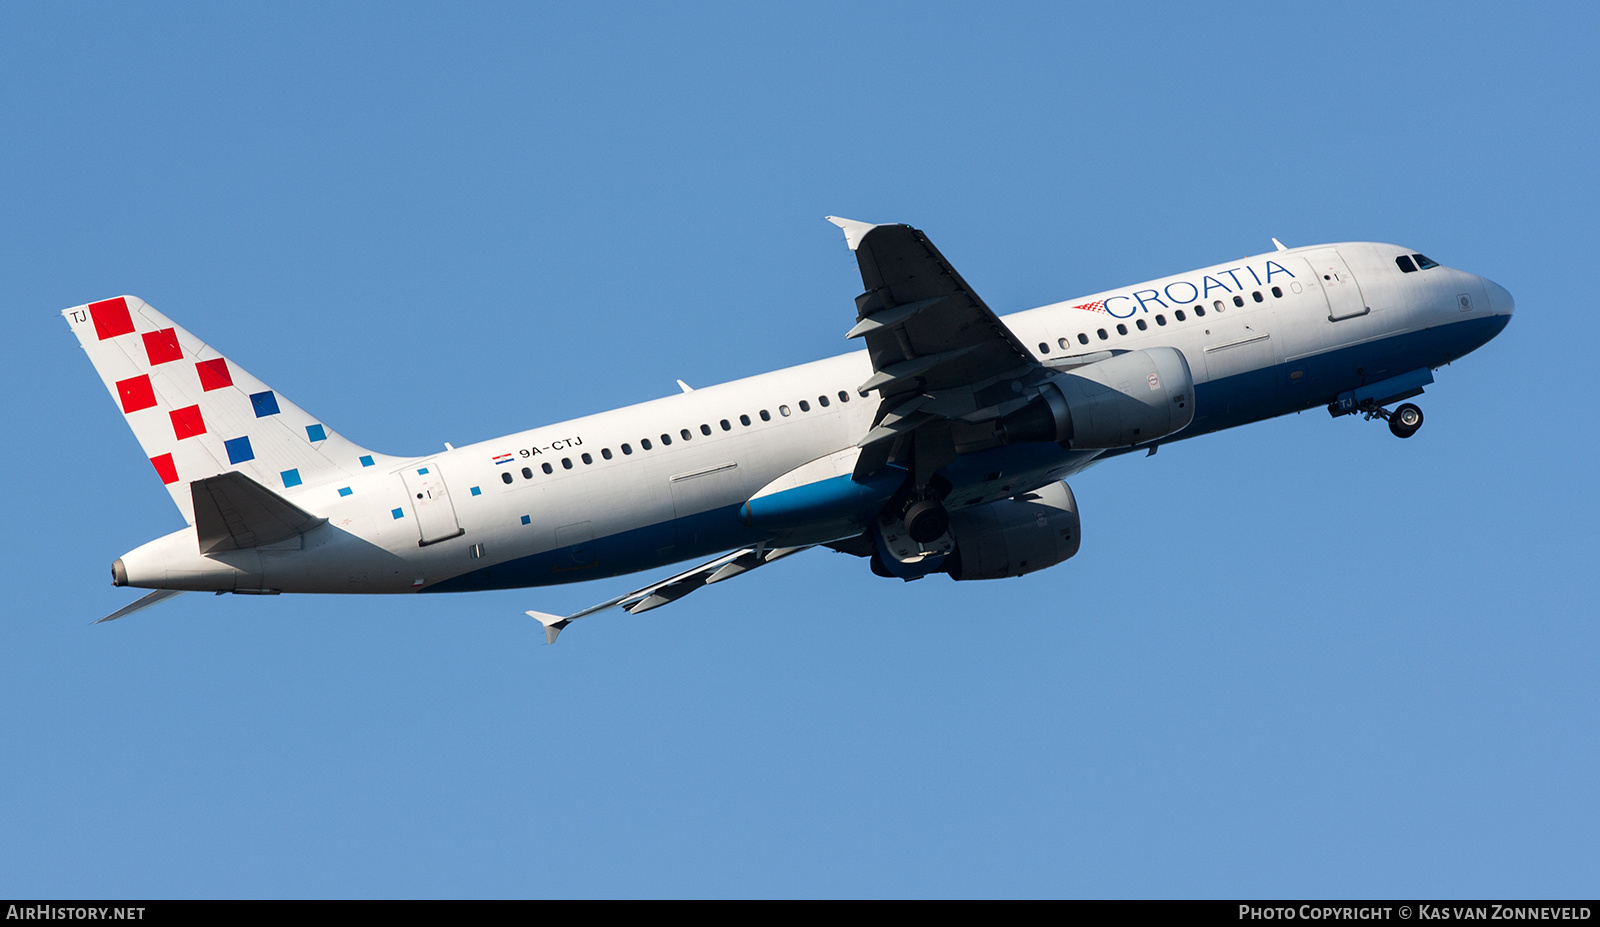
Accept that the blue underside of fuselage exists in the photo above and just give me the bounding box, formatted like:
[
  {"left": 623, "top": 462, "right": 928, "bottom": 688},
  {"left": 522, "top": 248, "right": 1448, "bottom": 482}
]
[
  {"left": 423, "top": 501, "right": 761, "bottom": 593},
  {"left": 424, "top": 314, "right": 1508, "bottom": 594}
]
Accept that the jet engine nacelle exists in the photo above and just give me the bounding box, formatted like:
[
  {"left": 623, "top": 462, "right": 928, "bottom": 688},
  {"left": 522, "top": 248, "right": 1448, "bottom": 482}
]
[
  {"left": 944, "top": 481, "right": 1082, "bottom": 581},
  {"left": 1000, "top": 346, "right": 1195, "bottom": 449}
]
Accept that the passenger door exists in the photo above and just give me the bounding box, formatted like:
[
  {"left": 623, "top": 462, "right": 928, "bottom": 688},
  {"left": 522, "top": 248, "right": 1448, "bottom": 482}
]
[
  {"left": 1301, "top": 248, "right": 1369, "bottom": 321},
  {"left": 399, "top": 461, "right": 465, "bottom": 546}
]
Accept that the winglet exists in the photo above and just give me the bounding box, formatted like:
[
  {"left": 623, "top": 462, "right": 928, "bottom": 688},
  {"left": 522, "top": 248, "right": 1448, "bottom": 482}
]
[
  {"left": 526, "top": 610, "right": 571, "bottom": 644},
  {"left": 825, "top": 216, "right": 880, "bottom": 252}
]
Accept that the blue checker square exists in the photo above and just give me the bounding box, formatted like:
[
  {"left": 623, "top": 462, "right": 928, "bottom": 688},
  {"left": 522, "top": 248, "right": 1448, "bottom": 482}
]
[
  {"left": 280, "top": 468, "right": 302, "bottom": 488},
  {"left": 305, "top": 423, "right": 327, "bottom": 443},
  {"left": 391, "top": 508, "right": 404, "bottom": 520},
  {"left": 250, "top": 390, "right": 280, "bottom": 418},
  {"left": 338, "top": 486, "right": 353, "bottom": 497},
  {"left": 224, "top": 435, "right": 255, "bottom": 464},
  {"left": 470, "top": 486, "right": 481, "bottom": 496},
  {"left": 359, "top": 455, "right": 375, "bottom": 467},
  {"left": 520, "top": 515, "right": 531, "bottom": 525},
  {"left": 417, "top": 467, "right": 430, "bottom": 475}
]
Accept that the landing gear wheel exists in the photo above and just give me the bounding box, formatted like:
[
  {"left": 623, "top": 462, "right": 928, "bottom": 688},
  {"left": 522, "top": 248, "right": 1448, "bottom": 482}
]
[
  {"left": 1389, "top": 403, "right": 1423, "bottom": 438},
  {"left": 903, "top": 498, "right": 950, "bottom": 543}
]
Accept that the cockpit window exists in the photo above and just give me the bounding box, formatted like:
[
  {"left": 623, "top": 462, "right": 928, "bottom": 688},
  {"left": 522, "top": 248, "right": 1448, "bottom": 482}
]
[
  {"left": 1396, "top": 255, "right": 1418, "bottom": 273},
  {"left": 1413, "top": 253, "right": 1440, "bottom": 269}
]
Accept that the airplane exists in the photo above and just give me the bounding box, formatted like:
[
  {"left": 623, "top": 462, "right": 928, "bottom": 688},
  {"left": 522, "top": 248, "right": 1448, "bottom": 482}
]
[{"left": 64, "top": 217, "right": 1514, "bottom": 641}]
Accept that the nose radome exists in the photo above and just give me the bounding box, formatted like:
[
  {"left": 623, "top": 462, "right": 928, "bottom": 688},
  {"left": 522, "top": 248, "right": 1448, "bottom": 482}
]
[{"left": 1482, "top": 277, "right": 1514, "bottom": 316}]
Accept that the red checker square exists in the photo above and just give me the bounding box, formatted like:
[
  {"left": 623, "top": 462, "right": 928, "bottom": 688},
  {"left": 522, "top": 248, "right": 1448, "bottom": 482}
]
[
  {"left": 150, "top": 453, "right": 179, "bottom": 485},
  {"left": 196, "top": 357, "right": 233, "bottom": 391},
  {"left": 89, "top": 298, "right": 134, "bottom": 341},
  {"left": 142, "top": 328, "right": 183, "bottom": 365},
  {"left": 169, "top": 404, "right": 206, "bottom": 440},
  {"left": 115, "top": 374, "right": 157, "bottom": 413}
]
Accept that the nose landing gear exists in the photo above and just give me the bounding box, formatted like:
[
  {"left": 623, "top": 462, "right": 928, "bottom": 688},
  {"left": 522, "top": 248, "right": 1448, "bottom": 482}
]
[
  {"left": 1336, "top": 397, "right": 1424, "bottom": 438},
  {"left": 1387, "top": 402, "right": 1424, "bottom": 438}
]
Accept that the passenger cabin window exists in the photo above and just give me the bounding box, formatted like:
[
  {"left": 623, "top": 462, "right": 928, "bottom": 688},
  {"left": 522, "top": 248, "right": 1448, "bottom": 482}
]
[
  {"left": 1097, "top": 328, "right": 1108, "bottom": 340},
  {"left": 542, "top": 462, "right": 552, "bottom": 473},
  {"left": 679, "top": 429, "right": 691, "bottom": 441},
  {"left": 601, "top": 448, "right": 613, "bottom": 460},
  {"left": 1175, "top": 310, "right": 1186, "bottom": 321},
  {"left": 561, "top": 458, "right": 573, "bottom": 469},
  {"left": 1078, "top": 333, "right": 1089, "bottom": 345},
  {"left": 642, "top": 438, "right": 653, "bottom": 450},
  {"left": 1252, "top": 291, "right": 1264, "bottom": 302},
  {"left": 1271, "top": 286, "right": 1283, "bottom": 298},
  {"left": 720, "top": 419, "right": 731, "bottom": 430},
  {"left": 1213, "top": 300, "right": 1224, "bottom": 312},
  {"left": 1058, "top": 337, "right": 1071, "bottom": 350},
  {"left": 581, "top": 453, "right": 593, "bottom": 465},
  {"left": 818, "top": 395, "right": 829, "bottom": 407},
  {"left": 700, "top": 424, "right": 712, "bottom": 435},
  {"left": 1039, "top": 341, "right": 1049, "bottom": 354},
  {"left": 660, "top": 433, "right": 671, "bottom": 446},
  {"left": 1116, "top": 323, "right": 1128, "bottom": 335},
  {"left": 1135, "top": 318, "right": 1147, "bottom": 331},
  {"left": 1156, "top": 314, "right": 1166, "bottom": 326},
  {"left": 740, "top": 414, "right": 751, "bottom": 426},
  {"left": 779, "top": 405, "right": 791, "bottom": 417},
  {"left": 622, "top": 443, "right": 633, "bottom": 455},
  {"left": 838, "top": 391, "right": 850, "bottom": 403},
  {"left": 1195, "top": 304, "right": 1206, "bottom": 317},
  {"left": 1232, "top": 295, "right": 1244, "bottom": 307},
  {"left": 521, "top": 467, "right": 533, "bottom": 480},
  {"left": 760, "top": 410, "right": 771, "bottom": 421},
  {"left": 501, "top": 472, "right": 513, "bottom": 484},
  {"left": 1413, "top": 254, "right": 1439, "bottom": 269}
]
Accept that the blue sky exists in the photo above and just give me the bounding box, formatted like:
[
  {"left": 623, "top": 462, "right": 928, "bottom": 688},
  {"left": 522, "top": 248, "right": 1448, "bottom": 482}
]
[{"left": 3, "top": 2, "right": 1596, "bottom": 898}]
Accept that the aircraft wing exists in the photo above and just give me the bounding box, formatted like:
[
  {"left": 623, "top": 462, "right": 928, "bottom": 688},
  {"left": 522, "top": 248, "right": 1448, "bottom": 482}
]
[
  {"left": 526, "top": 545, "right": 811, "bottom": 643},
  {"left": 826, "top": 217, "right": 1055, "bottom": 481}
]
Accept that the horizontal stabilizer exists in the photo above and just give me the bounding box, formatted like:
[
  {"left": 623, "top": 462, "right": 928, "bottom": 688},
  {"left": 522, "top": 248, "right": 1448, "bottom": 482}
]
[
  {"left": 191, "top": 471, "right": 326, "bottom": 554},
  {"left": 96, "top": 588, "right": 187, "bottom": 624}
]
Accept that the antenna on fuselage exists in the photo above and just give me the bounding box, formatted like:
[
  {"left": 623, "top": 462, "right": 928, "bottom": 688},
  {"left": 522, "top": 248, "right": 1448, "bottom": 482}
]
[{"left": 1272, "top": 238, "right": 1289, "bottom": 252}]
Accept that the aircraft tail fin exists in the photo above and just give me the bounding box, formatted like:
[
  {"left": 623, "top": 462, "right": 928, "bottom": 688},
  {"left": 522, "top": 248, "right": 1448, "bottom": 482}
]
[{"left": 62, "top": 296, "right": 394, "bottom": 524}]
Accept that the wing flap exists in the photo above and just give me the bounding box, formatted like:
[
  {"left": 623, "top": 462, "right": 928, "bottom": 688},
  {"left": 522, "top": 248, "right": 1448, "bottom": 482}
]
[
  {"left": 825, "top": 217, "right": 1052, "bottom": 481},
  {"left": 836, "top": 220, "right": 1037, "bottom": 395}
]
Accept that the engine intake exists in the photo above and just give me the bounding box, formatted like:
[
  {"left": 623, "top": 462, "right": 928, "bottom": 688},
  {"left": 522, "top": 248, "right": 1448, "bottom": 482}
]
[{"left": 944, "top": 481, "right": 1082, "bottom": 581}]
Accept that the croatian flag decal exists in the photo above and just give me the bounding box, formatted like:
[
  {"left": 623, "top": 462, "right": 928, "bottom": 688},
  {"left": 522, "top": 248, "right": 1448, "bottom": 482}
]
[
  {"left": 1073, "top": 301, "right": 1106, "bottom": 313},
  {"left": 492, "top": 453, "right": 515, "bottom": 465}
]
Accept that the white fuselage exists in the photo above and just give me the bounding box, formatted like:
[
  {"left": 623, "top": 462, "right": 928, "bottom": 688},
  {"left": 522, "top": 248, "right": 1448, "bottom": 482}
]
[{"left": 116, "top": 241, "right": 1512, "bottom": 595}]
